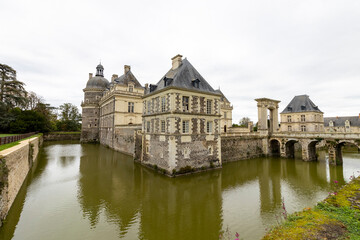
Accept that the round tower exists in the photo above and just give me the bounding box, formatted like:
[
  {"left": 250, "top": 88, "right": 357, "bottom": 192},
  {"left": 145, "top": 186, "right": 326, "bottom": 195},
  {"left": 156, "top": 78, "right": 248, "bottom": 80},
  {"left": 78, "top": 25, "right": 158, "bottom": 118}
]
[{"left": 81, "top": 63, "right": 109, "bottom": 142}]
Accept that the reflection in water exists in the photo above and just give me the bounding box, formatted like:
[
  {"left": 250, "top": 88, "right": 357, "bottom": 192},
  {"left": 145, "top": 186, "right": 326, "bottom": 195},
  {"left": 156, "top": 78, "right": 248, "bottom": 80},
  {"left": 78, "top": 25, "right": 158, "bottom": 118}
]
[{"left": 0, "top": 142, "right": 359, "bottom": 240}]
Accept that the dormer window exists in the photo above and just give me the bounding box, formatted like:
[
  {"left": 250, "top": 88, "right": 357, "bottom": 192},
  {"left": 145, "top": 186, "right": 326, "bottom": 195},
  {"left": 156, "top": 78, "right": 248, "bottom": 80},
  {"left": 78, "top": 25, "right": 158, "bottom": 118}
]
[
  {"left": 150, "top": 84, "right": 157, "bottom": 92},
  {"left": 301, "top": 105, "right": 306, "bottom": 110},
  {"left": 192, "top": 79, "right": 200, "bottom": 88},
  {"left": 329, "top": 121, "right": 334, "bottom": 127},
  {"left": 164, "top": 77, "right": 172, "bottom": 87},
  {"left": 129, "top": 85, "right": 133, "bottom": 92},
  {"left": 287, "top": 107, "right": 292, "bottom": 111}
]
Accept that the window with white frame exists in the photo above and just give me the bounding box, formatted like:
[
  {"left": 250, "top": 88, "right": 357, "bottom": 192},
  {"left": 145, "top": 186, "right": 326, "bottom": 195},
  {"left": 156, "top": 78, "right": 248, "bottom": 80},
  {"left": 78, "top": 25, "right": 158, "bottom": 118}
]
[
  {"left": 301, "top": 125, "right": 306, "bottom": 132},
  {"left": 161, "top": 96, "right": 166, "bottom": 112},
  {"left": 128, "top": 102, "right": 134, "bottom": 113},
  {"left": 207, "top": 121, "right": 213, "bottom": 133},
  {"left": 161, "top": 120, "right": 166, "bottom": 133},
  {"left": 182, "top": 96, "right": 189, "bottom": 112},
  {"left": 301, "top": 115, "right": 306, "bottom": 122},
  {"left": 182, "top": 120, "right": 189, "bottom": 133},
  {"left": 207, "top": 100, "right": 212, "bottom": 114}
]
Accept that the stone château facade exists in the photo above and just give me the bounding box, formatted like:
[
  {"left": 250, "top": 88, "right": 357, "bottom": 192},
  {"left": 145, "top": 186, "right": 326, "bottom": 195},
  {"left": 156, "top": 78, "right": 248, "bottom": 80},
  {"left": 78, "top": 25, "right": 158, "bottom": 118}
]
[
  {"left": 81, "top": 56, "right": 233, "bottom": 175},
  {"left": 280, "top": 95, "right": 324, "bottom": 132},
  {"left": 141, "top": 55, "right": 222, "bottom": 174},
  {"left": 99, "top": 65, "right": 144, "bottom": 154},
  {"left": 216, "top": 89, "right": 233, "bottom": 133},
  {"left": 324, "top": 115, "right": 360, "bottom": 133}
]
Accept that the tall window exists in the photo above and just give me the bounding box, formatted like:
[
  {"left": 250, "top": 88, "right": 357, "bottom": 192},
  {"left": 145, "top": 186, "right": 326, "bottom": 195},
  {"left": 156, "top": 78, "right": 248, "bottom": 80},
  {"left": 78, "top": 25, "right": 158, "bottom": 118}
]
[
  {"left": 161, "top": 120, "right": 166, "bottom": 133},
  {"left": 128, "top": 102, "right": 134, "bottom": 113},
  {"left": 147, "top": 101, "right": 151, "bottom": 114},
  {"left": 207, "top": 100, "right": 212, "bottom": 114},
  {"left": 146, "top": 121, "right": 150, "bottom": 133},
  {"left": 301, "top": 115, "right": 305, "bottom": 122},
  {"left": 182, "top": 96, "right": 189, "bottom": 112},
  {"left": 182, "top": 120, "right": 189, "bottom": 133},
  {"left": 129, "top": 86, "right": 133, "bottom": 92},
  {"left": 301, "top": 125, "right": 306, "bottom": 132},
  {"left": 207, "top": 121, "right": 213, "bottom": 133},
  {"left": 288, "top": 125, "right": 292, "bottom": 131},
  {"left": 287, "top": 115, "right": 291, "bottom": 122},
  {"left": 315, "top": 125, "right": 318, "bottom": 131},
  {"left": 224, "top": 112, "right": 227, "bottom": 119},
  {"left": 161, "top": 96, "right": 166, "bottom": 112}
]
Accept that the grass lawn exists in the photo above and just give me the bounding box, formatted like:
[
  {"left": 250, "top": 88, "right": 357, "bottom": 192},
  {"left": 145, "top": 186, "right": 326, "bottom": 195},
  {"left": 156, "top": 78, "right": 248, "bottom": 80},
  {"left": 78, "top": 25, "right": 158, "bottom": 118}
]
[
  {"left": 0, "top": 133, "right": 42, "bottom": 152},
  {"left": 263, "top": 176, "right": 360, "bottom": 240},
  {"left": 0, "top": 134, "right": 19, "bottom": 137}
]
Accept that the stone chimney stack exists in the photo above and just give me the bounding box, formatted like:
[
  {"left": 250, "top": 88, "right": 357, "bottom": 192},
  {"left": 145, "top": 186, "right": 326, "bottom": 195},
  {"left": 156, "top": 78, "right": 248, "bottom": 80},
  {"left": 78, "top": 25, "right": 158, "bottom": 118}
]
[
  {"left": 89, "top": 73, "right": 93, "bottom": 80},
  {"left": 145, "top": 83, "right": 149, "bottom": 93},
  {"left": 124, "top": 65, "right": 131, "bottom": 74},
  {"left": 171, "top": 54, "right": 183, "bottom": 70},
  {"left": 111, "top": 74, "right": 118, "bottom": 81}
]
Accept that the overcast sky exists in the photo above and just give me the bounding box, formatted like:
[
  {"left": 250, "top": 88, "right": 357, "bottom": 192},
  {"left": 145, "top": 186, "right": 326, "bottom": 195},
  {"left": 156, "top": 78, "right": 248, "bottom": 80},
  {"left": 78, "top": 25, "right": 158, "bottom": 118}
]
[{"left": 1, "top": 0, "right": 359, "bottom": 122}]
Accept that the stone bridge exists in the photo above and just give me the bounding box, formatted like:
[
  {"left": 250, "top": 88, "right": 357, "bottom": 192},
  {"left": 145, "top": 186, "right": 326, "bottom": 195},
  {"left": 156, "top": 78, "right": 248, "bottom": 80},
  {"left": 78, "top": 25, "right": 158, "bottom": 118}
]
[{"left": 268, "top": 132, "right": 360, "bottom": 165}]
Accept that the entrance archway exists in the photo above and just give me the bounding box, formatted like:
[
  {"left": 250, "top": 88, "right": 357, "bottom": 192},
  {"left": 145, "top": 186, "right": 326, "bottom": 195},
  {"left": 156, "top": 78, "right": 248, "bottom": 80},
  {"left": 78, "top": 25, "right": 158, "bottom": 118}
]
[
  {"left": 270, "top": 139, "right": 280, "bottom": 157},
  {"left": 255, "top": 98, "right": 280, "bottom": 134}
]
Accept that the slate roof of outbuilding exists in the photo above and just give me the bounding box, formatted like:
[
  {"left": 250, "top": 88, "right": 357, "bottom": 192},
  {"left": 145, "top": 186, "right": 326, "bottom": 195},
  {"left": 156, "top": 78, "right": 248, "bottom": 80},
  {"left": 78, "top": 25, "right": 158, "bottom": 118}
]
[
  {"left": 114, "top": 70, "right": 143, "bottom": 88},
  {"left": 324, "top": 116, "right": 360, "bottom": 127},
  {"left": 147, "top": 58, "right": 218, "bottom": 95},
  {"left": 281, "top": 95, "right": 322, "bottom": 114}
]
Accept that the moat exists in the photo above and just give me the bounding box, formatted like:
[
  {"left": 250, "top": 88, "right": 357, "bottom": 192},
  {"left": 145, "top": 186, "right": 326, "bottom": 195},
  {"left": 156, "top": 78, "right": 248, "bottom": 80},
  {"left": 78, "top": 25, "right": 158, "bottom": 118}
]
[{"left": 0, "top": 141, "right": 359, "bottom": 240}]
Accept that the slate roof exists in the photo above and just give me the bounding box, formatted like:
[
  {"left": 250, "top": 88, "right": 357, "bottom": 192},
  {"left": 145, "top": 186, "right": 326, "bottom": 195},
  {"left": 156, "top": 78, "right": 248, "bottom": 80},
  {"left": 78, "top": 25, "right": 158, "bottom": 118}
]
[
  {"left": 86, "top": 76, "right": 109, "bottom": 89},
  {"left": 147, "top": 58, "right": 218, "bottom": 95},
  {"left": 324, "top": 116, "right": 360, "bottom": 127},
  {"left": 215, "top": 89, "right": 230, "bottom": 102},
  {"left": 114, "top": 70, "right": 143, "bottom": 88},
  {"left": 281, "top": 95, "right": 322, "bottom": 114}
]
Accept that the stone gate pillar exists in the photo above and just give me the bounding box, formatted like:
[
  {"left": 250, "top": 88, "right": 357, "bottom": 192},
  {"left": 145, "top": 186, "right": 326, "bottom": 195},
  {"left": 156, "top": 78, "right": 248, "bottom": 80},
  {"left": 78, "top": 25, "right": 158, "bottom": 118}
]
[
  {"left": 328, "top": 144, "right": 343, "bottom": 165},
  {"left": 255, "top": 98, "right": 281, "bottom": 135}
]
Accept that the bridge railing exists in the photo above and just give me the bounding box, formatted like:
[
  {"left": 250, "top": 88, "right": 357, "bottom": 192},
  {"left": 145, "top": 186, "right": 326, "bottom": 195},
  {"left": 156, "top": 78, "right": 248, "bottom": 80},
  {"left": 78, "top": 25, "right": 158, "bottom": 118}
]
[{"left": 0, "top": 132, "right": 37, "bottom": 146}]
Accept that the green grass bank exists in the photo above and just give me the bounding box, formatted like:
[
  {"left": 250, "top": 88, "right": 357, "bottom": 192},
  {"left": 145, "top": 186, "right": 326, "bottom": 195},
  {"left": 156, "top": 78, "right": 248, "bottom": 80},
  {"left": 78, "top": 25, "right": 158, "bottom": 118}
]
[
  {"left": 263, "top": 175, "right": 360, "bottom": 240},
  {"left": 0, "top": 133, "right": 42, "bottom": 151}
]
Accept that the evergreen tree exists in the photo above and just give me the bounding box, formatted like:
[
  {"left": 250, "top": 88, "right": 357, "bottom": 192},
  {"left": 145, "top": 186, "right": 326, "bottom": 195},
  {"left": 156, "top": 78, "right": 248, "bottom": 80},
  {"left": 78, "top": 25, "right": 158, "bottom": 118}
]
[{"left": 0, "top": 63, "right": 27, "bottom": 109}]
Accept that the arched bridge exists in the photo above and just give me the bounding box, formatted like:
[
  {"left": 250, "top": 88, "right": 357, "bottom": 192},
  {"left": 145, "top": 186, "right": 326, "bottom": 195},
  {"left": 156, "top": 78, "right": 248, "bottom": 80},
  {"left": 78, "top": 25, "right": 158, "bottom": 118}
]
[{"left": 269, "top": 132, "right": 360, "bottom": 165}]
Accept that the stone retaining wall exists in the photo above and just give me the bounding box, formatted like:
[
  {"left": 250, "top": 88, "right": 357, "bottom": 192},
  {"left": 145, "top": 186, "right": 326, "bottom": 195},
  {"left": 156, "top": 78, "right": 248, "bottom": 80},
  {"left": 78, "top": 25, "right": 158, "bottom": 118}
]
[
  {"left": 43, "top": 133, "right": 80, "bottom": 141},
  {"left": 0, "top": 136, "right": 43, "bottom": 226},
  {"left": 221, "top": 136, "right": 265, "bottom": 162}
]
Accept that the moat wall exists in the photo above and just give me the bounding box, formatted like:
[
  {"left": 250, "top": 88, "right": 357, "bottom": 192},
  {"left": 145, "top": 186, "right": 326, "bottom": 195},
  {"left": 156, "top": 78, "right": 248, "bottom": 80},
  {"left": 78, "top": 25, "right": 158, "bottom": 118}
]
[
  {"left": 0, "top": 136, "right": 43, "bottom": 226},
  {"left": 100, "top": 125, "right": 142, "bottom": 156},
  {"left": 43, "top": 133, "right": 80, "bottom": 141},
  {"left": 221, "top": 135, "right": 265, "bottom": 162}
]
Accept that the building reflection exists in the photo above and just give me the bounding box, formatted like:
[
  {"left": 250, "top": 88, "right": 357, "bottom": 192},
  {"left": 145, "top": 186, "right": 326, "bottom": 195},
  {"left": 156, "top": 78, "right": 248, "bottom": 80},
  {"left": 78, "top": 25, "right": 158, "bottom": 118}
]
[
  {"left": 78, "top": 144, "right": 222, "bottom": 239},
  {"left": 77, "top": 145, "right": 346, "bottom": 239}
]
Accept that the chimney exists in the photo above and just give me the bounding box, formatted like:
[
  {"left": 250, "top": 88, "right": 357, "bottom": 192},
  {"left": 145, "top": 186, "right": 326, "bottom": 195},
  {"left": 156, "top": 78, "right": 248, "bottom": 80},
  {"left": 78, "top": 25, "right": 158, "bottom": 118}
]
[
  {"left": 124, "top": 65, "right": 131, "bottom": 74},
  {"left": 145, "top": 83, "right": 149, "bottom": 93},
  {"left": 89, "top": 73, "right": 93, "bottom": 80},
  {"left": 111, "top": 74, "right": 118, "bottom": 81},
  {"left": 171, "top": 54, "right": 183, "bottom": 70},
  {"left": 359, "top": 113, "right": 360, "bottom": 119}
]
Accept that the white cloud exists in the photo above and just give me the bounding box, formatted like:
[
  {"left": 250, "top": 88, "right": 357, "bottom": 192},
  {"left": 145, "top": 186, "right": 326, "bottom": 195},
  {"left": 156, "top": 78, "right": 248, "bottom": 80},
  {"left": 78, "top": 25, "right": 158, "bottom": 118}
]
[{"left": 1, "top": 0, "right": 359, "bottom": 122}]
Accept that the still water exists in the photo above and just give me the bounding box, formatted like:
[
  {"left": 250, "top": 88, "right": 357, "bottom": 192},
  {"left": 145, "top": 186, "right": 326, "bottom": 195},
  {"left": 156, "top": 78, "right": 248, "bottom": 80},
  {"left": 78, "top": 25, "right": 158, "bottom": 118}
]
[{"left": 0, "top": 142, "right": 359, "bottom": 240}]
